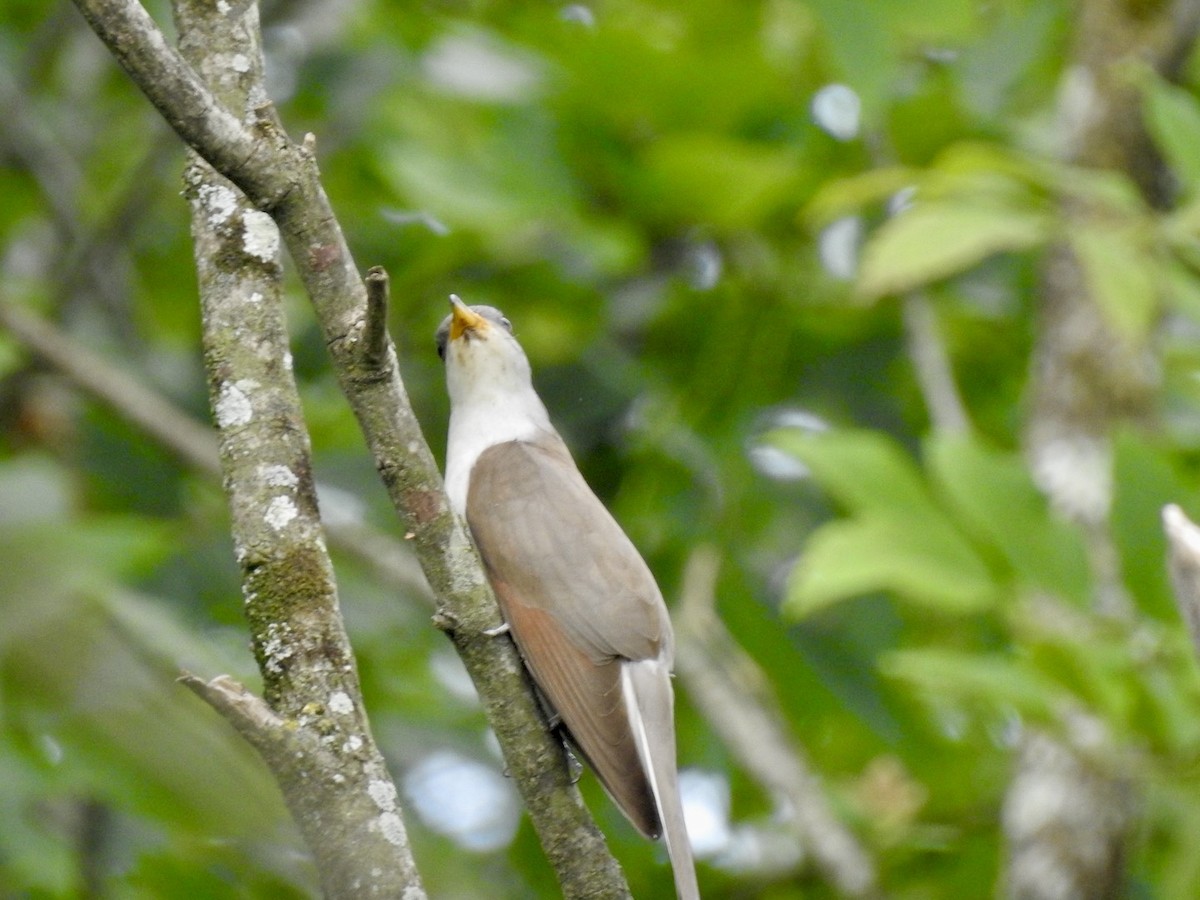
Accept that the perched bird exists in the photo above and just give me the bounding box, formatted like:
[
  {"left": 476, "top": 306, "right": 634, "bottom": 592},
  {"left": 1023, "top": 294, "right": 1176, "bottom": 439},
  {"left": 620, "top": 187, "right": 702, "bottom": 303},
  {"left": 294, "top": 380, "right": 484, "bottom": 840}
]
[{"left": 437, "top": 296, "right": 699, "bottom": 899}]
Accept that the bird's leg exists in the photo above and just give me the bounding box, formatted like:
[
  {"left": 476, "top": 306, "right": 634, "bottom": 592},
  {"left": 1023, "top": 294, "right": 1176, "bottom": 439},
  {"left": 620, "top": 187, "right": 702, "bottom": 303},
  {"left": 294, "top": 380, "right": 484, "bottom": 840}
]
[{"left": 562, "top": 743, "right": 584, "bottom": 784}]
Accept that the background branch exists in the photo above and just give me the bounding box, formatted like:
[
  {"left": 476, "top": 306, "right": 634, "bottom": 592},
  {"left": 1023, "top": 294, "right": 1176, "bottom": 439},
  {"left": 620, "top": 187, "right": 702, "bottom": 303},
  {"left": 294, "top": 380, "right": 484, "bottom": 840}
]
[
  {"left": 0, "top": 298, "right": 433, "bottom": 602},
  {"left": 675, "top": 546, "right": 879, "bottom": 898},
  {"left": 1163, "top": 504, "right": 1200, "bottom": 658}
]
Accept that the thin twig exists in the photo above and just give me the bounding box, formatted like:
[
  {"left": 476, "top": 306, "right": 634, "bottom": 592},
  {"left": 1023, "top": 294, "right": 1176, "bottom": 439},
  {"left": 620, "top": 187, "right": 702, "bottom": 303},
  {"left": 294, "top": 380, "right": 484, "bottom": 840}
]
[
  {"left": 363, "top": 266, "right": 391, "bottom": 371},
  {"left": 902, "top": 292, "right": 970, "bottom": 435}
]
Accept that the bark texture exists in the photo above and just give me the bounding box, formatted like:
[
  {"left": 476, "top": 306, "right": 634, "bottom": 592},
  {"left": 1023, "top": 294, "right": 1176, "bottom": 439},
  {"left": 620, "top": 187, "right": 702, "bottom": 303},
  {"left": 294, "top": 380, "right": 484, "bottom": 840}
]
[{"left": 70, "top": 0, "right": 633, "bottom": 894}]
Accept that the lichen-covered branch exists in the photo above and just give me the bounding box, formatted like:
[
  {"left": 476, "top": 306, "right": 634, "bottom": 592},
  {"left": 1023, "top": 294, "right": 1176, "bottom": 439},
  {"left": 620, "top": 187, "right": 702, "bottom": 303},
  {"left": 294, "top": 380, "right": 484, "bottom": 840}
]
[
  {"left": 1008, "top": 3, "right": 1200, "bottom": 898},
  {"left": 70, "top": 0, "right": 630, "bottom": 894},
  {"left": 173, "top": 0, "right": 423, "bottom": 894}
]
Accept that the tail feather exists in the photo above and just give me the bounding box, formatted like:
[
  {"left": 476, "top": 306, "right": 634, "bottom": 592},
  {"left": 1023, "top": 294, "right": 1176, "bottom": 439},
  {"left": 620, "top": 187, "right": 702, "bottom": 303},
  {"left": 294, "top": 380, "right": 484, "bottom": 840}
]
[{"left": 623, "top": 659, "right": 699, "bottom": 900}]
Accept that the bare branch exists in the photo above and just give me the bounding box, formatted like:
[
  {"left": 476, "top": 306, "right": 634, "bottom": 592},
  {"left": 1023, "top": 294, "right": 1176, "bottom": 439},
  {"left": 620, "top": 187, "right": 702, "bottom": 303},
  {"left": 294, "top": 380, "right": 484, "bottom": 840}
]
[
  {"left": 0, "top": 299, "right": 220, "bottom": 478},
  {"left": 0, "top": 298, "right": 434, "bottom": 602},
  {"left": 1163, "top": 504, "right": 1200, "bottom": 658},
  {"left": 70, "top": 0, "right": 631, "bottom": 893},
  {"left": 675, "top": 547, "right": 879, "bottom": 898},
  {"left": 70, "top": 0, "right": 282, "bottom": 209}
]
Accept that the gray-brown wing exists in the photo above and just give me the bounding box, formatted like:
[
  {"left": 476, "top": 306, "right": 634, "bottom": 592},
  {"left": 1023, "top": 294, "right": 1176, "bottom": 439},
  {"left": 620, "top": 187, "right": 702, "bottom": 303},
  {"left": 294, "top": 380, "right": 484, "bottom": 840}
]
[
  {"left": 466, "top": 438, "right": 668, "bottom": 664},
  {"left": 466, "top": 438, "right": 669, "bottom": 837}
]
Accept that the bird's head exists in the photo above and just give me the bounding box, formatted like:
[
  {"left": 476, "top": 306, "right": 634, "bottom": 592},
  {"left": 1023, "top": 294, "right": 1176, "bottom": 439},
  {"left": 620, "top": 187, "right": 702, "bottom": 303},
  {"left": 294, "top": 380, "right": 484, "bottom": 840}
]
[{"left": 436, "top": 295, "right": 533, "bottom": 406}]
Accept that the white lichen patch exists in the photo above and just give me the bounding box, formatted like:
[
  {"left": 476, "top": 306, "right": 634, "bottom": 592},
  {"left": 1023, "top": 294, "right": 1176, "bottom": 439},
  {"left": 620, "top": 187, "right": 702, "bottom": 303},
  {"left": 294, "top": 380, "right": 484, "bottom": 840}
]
[
  {"left": 328, "top": 690, "right": 354, "bottom": 716},
  {"left": 198, "top": 182, "right": 238, "bottom": 226},
  {"left": 248, "top": 291, "right": 263, "bottom": 304},
  {"left": 215, "top": 380, "right": 254, "bottom": 428},
  {"left": 261, "top": 623, "right": 295, "bottom": 675},
  {"left": 368, "top": 778, "right": 398, "bottom": 812},
  {"left": 343, "top": 734, "right": 364, "bottom": 753},
  {"left": 230, "top": 53, "right": 251, "bottom": 74},
  {"left": 241, "top": 209, "right": 280, "bottom": 263},
  {"left": 260, "top": 464, "right": 299, "bottom": 489},
  {"left": 264, "top": 495, "right": 298, "bottom": 530},
  {"left": 378, "top": 812, "right": 407, "bottom": 847}
]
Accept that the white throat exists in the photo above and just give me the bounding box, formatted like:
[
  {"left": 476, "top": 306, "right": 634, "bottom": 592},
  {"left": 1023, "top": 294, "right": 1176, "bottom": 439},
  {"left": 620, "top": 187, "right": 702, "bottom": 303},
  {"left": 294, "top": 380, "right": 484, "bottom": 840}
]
[{"left": 444, "top": 334, "right": 554, "bottom": 518}]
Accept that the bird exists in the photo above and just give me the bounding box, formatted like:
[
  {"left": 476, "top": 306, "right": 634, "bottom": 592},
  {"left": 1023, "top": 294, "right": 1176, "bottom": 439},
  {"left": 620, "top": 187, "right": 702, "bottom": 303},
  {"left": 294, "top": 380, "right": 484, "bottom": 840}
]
[{"left": 437, "top": 295, "right": 699, "bottom": 900}]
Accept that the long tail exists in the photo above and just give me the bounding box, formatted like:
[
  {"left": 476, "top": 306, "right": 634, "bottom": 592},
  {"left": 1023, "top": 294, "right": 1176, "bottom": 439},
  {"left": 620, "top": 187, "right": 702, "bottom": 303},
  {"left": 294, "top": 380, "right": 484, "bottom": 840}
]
[{"left": 624, "top": 658, "right": 700, "bottom": 900}]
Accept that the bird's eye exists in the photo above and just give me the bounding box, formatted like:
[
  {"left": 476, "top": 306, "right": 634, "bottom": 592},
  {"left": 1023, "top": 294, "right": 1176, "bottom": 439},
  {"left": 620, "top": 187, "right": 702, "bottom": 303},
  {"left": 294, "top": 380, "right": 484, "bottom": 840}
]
[{"left": 500, "top": 316, "right": 512, "bottom": 332}]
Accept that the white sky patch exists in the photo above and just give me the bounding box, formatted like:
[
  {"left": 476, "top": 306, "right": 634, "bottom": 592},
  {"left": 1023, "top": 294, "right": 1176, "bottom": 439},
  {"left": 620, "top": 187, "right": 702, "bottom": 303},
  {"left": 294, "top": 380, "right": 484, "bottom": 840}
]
[
  {"left": 818, "top": 216, "right": 861, "bottom": 280},
  {"left": 811, "top": 83, "right": 862, "bottom": 141},
  {"left": 264, "top": 495, "right": 298, "bottom": 530},
  {"left": 404, "top": 750, "right": 520, "bottom": 852},
  {"left": 242, "top": 209, "right": 280, "bottom": 262},
  {"left": 328, "top": 690, "right": 355, "bottom": 716},
  {"left": 680, "top": 769, "right": 733, "bottom": 857},
  {"left": 422, "top": 32, "right": 542, "bottom": 103},
  {"left": 429, "top": 648, "right": 480, "bottom": 704},
  {"left": 215, "top": 380, "right": 254, "bottom": 428}
]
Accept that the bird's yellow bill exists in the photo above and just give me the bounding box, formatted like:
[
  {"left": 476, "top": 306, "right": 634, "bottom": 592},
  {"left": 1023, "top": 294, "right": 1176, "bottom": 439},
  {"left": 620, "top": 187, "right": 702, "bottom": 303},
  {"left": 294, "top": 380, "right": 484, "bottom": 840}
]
[{"left": 449, "top": 296, "right": 487, "bottom": 341}]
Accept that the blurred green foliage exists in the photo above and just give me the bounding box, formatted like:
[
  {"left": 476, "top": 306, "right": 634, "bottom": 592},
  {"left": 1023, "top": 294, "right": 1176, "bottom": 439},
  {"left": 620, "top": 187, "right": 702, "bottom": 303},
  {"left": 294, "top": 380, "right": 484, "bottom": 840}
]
[{"left": 5, "top": 0, "right": 1200, "bottom": 897}]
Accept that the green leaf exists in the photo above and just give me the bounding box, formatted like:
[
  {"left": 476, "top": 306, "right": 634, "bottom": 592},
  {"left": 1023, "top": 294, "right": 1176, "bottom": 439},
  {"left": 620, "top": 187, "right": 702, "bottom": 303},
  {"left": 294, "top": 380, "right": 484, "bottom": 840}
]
[
  {"left": 926, "top": 434, "right": 1090, "bottom": 603},
  {"left": 1142, "top": 76, "right": 1200, "bottom": 197},
  {"left": 882, "top": 648, "right": 1058, "bottom": 717},
  {"left": 1111, "top": 430, "right": 1189, "bottom": 622},
  {"left": 638, "top": 133, "right": 801, "bottom": 229},
  {"left": 1163, "top": 257, "right": 1200, "bottom": 323},
  {"left": 785, "top": 510, "right": 997, "bottom": 617},
  {"left": 1068, "top": 224, "right": 1159, "bottom": 342},
  {"left": 857, "top": 201, "right": 1048, "bottom": 298},
  {"left": 767, "top": 428, "right": 932, "bottom": 514},
  {"left": 805, "top": 166, "right": 916, "bottom": 225}
]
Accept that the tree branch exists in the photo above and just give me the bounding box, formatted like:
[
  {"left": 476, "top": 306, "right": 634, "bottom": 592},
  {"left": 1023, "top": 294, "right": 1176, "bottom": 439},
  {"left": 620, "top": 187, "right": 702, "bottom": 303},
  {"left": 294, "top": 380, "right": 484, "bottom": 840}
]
[
  {"left": 70, "top": 0, "right": 631, "bottom": 894},
  {"left": 1162, "top": 504, "right": 1200, "bottom": 658},
  {"left": 0, "top": 298, "right": 434, "bottom": 602},
  {"left": 675, "top": 546, "right": 879, "bottom": 898},
  {"left": 173, "top": 0, "right": 423, "bottom": 894}
]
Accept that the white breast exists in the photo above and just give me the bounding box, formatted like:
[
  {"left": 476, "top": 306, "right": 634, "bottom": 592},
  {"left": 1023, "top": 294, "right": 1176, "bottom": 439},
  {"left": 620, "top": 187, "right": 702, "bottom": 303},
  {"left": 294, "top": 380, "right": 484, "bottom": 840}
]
[{"left": 444, "top": 384, "right": 555, "bottom": 518}]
